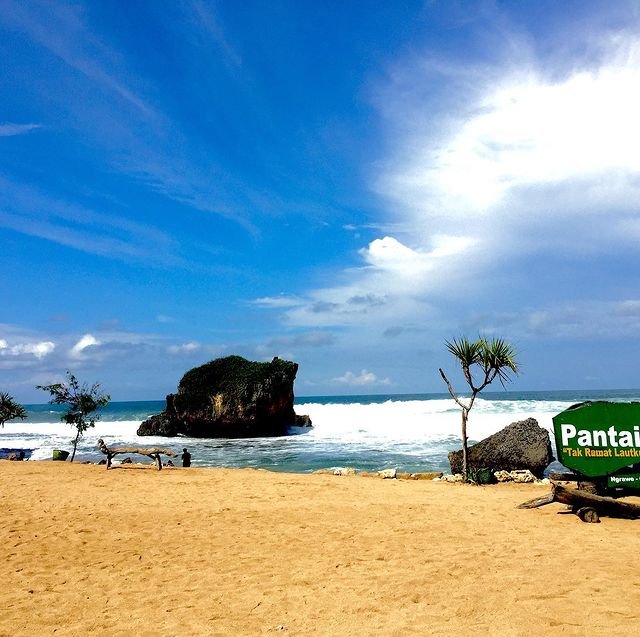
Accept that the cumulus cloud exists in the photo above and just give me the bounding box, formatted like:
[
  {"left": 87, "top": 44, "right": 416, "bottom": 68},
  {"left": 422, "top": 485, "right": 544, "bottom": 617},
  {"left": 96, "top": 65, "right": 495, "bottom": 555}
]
[
  {"left": 388, "top": 66, "right": 640, "bottom": 217},
  {"left": 69, "top": 334, "right": 100, "bottom": 358},
  {"left": 332, "top": 370, "right": 391, "bottom": 387},
  {"left": 0, "top": 321, "right": 233, "bottom": 398},
  {"left": 377, "top": 32, "right": 640, "bottom": 260},
  {"left": 362, "top": 235, "right": 475, "bottom": 281},
  {"left": 257, "top": 232, "right": 476, "bottom": 330},
  {"left": 266, "top": 23, "right": 640, "bottom": 341},
  {"left": 0, "top": 339, "right": 55, "bottom": 358}
]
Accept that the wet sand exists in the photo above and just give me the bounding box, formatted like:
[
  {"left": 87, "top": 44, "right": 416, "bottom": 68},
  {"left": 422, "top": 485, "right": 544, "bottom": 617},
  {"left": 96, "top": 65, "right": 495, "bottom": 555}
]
[{"left": 1, "top": 460, "right": 639, "bottom": 636}]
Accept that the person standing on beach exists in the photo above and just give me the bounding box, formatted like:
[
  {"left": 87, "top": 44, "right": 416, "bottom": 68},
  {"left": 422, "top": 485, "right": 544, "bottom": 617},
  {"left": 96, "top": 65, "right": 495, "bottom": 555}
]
[{"left": 181, "top": 448, "right": 191, "bottom": 467}]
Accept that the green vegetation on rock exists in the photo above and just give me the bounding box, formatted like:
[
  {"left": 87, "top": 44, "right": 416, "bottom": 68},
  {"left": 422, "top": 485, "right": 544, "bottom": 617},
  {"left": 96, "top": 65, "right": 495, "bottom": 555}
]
[
  {"left": 178, "top": 355, "right": 295, "bottom": 400},
  {"left": 138, "top": 355, "right": 302, "bottom": 438}
]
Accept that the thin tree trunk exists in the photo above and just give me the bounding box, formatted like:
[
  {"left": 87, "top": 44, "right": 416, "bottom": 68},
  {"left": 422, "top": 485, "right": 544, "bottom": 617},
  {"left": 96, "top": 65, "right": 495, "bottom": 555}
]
[
  {"left": 461, "top": 408, "right": 468, "bottom": 480},
  {"left": 70, "top": 429, "right": 80, "bottom": 462}
]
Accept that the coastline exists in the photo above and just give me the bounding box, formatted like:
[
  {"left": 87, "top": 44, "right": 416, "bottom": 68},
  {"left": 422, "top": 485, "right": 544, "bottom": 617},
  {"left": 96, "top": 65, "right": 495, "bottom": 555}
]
[
  {"left": 3, "top": 389, "right": 618, "bottom": 471},
  {"left": 2, "top": 461, "right": 639, "bottom": 636}
]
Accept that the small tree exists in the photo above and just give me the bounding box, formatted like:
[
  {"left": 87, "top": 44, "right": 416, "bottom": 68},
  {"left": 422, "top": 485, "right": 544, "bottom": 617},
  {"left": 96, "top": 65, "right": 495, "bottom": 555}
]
[
  {"left": 37, "top": 372, "right": 110, "bottom": 462},
  {"left": 439, "top": 336, "right": 519, "bottom": 481},
  {"left": 0, "top": 392, "right": 27, "bottom": 428}
]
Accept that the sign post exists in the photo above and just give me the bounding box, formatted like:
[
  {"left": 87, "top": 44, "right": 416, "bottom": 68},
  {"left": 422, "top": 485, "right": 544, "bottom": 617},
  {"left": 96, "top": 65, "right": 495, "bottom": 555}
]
[{"left": 553, "top": 401, "right": 640, "bottom": 487}]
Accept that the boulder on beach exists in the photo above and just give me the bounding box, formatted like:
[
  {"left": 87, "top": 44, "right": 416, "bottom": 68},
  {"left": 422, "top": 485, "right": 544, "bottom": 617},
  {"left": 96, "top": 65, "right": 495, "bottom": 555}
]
[
  {"left": 448, "top": 418, "right": 553, "bottom": 478},
  {"left": 137, "top": 355, "right": 311, "bottom": 438}
]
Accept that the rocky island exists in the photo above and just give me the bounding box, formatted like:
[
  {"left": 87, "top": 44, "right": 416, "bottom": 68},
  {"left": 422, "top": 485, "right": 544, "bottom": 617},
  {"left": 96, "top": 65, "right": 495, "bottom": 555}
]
[{"left": 137, "top": 355, "right": 311, "bottom": 438}]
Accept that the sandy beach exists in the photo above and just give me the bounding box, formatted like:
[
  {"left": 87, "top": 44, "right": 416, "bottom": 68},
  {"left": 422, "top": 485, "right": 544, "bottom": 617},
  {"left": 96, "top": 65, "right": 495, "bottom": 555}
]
[{"left": 2, "top": 461, "right": 640, "bottom": 637}]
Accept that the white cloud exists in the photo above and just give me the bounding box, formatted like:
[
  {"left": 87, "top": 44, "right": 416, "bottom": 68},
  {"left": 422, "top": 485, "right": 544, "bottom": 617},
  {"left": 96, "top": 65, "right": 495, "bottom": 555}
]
[
  {"left": 20, "top": 342, "right": 56, "bottom": 358},
  {"left": 361, "top": 236, "right": 427, "bottom": 273},
  {"left": 377, "top": 32, "right": 640, "bottom": 259},
  {"left": 167, "top": 342, "right": 201, "bottom": 355},
  {"left": 252, "top": 295, "right": 304, "bottom": 309},
  {"left": 406, "top": 63, "right": 640, "bottom": 216},
  {"left": 362, "top": 235, "right": 474, "bottom": 275},
  {"left": 333, "top": 370, "right": 391, "bottom": 386},
  {"left": 271, "top": 27, "right": 640, "bottom": 341},
  {"left": 0, "top": 339, "right": 55, "bottom": 359},
  {"left": 69, "top": 334, "right": 100, "bottom": 358},
  {"left": 264, "top": 24, "right": 638, "bottom": 346},
  {"left": 263, "top": 233, "right": 476, "bottom": 329},
  {"left": 0, "top": 123, "right": 41, "bottom": 136}
]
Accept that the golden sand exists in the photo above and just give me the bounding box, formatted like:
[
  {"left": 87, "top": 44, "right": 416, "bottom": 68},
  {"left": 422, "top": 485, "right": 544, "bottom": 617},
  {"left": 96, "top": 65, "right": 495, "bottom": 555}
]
[{"left": 1, "top": 461, "right": 640, "bottom": 636}]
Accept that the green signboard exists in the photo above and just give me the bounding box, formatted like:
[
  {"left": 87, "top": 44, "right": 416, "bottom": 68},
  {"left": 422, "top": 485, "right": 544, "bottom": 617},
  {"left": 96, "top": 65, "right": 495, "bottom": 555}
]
[{"left": 553, "top": 401, "right": 640, "bottom": 479}]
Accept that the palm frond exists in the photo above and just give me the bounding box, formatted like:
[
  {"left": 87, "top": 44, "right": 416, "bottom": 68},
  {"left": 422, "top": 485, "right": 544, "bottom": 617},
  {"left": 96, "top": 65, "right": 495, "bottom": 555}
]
[
  {"left": 0, "top": 391, "right": 27, "bottom": 425},
  {"left": 479, "top": 337, "right": 519, "bottom": 384},
  {"left": 445, "top": 337, "right": 482, "bottom": 368}
]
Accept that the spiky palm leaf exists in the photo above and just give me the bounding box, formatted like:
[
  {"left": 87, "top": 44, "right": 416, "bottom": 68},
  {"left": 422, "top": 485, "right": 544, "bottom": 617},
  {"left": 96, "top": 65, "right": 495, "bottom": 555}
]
[
  {"left": 479, "top": 338, "right": 519, "bottom": 385},
  {"left": 0, "top": 392, "right": 27, "bottom": 427},
  {"left": 445, "top": 337, "right": 482, "bottom": 368}
]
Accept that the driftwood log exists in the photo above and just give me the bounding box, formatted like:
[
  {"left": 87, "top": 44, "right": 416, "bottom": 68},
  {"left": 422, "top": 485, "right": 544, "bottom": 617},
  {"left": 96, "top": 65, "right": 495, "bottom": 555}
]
[
  {"left": 518, "top": 483, "right": 640, "bottom": 521},
  {"left": 97, "top": 438, "right": 177, "bottom": 470},
  {"left": 548, "top": 472, "right": 610, "bottom": 495}
]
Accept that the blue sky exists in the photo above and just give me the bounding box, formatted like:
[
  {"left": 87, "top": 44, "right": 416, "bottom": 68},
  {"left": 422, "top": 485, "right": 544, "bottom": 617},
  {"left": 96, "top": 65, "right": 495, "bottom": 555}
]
[{"left": 2, "top": 0, "right": 640, "bottom": 401}]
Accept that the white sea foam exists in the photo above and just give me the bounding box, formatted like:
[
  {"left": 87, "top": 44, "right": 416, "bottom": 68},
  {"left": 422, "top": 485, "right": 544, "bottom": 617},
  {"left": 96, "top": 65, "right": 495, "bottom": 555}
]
[
  {"left": 0, "top": 396, "right": 578, "bottom": 469},
  {"left": 297, "top": 398, "right": 563, "bottom": 443}
]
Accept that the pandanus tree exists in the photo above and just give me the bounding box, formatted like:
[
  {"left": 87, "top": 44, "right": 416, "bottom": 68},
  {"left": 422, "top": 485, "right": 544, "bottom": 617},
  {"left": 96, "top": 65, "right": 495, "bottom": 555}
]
[
  {"left": 0, "top": 392, "right": 27, "bottom": 428},
  {"left": 439, "top": 337, "right": 519, "bottom": 481},
  {"left": 37, "top": 372, "right": 110, "bottom": 462}
]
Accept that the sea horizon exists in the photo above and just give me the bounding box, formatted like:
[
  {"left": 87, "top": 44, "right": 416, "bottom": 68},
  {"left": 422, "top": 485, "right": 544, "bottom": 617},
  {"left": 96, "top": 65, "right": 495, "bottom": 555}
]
[{"left": 17, "top": 385, "right": 640, "bottom": 409}]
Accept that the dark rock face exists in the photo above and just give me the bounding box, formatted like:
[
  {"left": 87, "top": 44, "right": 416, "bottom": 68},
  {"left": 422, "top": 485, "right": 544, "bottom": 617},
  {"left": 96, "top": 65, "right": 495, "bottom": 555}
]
[
  {"left": 137, "top": 355, "right": 312, "bottom": 438},
  {"left": 448, "top": 418, "right": 554, "bottom": 478},
  {"left": 137, "top": 412, "right": 178, "bottom": 437},
  {"left": 294, "top": 414, "right": 313, "bottom": 427}
]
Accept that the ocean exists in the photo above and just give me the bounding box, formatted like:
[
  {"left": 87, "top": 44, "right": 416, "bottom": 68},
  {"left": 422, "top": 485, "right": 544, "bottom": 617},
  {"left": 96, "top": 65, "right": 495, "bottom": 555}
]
[{"left": 2, "top": 389, "right": 640, "bottom": 473}]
